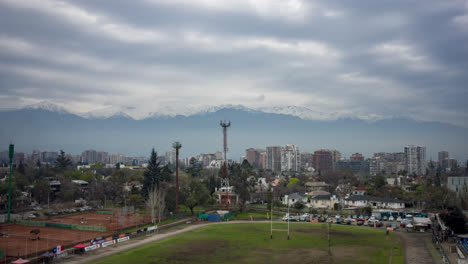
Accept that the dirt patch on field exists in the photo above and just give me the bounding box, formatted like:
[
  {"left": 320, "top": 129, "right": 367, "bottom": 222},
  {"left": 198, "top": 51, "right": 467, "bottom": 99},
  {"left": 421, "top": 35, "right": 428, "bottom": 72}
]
[{"left": 331, "top": 246, "right": 374, "bottom": 263}]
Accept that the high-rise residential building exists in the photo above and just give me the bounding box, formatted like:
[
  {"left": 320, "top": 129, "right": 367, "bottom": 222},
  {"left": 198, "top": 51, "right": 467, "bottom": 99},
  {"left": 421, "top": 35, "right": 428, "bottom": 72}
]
[
  {"left": 335, "top": 160, "right": 368, "bottom": 174},
  {"left": 200, "top": 153, "right": 215, "bottom": 168},
  {"left": 30, "top": 150, "right": 41, "bottom": 163},
  {"left": 110, "top": 153, "right": 126, "bottom": 165},
  {"left": 281, "top": 144, "right": 300, "bottom": 172},
  {"left": 300, "top": 152, "right": 314, "bottom": 170},
  {"left": 82, "top": 149, "right": 97, "bottom": 164},
  {"left": 404, "top": 145, "right": 426, "bottom": 175},
  {"left": 313, "top": 149, "right": 333, "bottom": 173},
  {"left": 350, "top": 153, "right": 364, "bottom": 161},
  {"left": 442, "top": 158, "right": 458, "bottom": 171},
  {"left": 385, "top": 162, "right": 406, "bottom": 175},
  {"left": 165, "top": 150, "right": 177, "bottom": 165},
  {"left": 96, "top": 151, "right": 108, "bottom": 163},
  {"left": 246, "top": 148, "right": 261, "bottom": 168},
  {"left": 41, "top": 151, "right": 58, "bottom": 164},
  {"left": 266, "top": 146, "right": 282, "bottom": 172},
  {"left": 331, "top": 150, "right": 341, "bottom": 163},
  {"left": 214, "top": 151, "right": 223, "bottom": 160},
  {"left": 369, "top": 157, "right": 385, "bottom": 176},
  {"left": 259, "top": 152, "right": 267, "bottom": 169},
  {"left": 438, "top": 151, "right": 449, "bottom": 165}
]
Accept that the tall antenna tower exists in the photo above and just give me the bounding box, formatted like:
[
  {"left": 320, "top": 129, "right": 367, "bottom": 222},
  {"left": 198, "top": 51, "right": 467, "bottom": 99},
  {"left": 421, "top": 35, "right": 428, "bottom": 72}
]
[{"left": 220, "top": 120, "right": 231, "bottom": 209}]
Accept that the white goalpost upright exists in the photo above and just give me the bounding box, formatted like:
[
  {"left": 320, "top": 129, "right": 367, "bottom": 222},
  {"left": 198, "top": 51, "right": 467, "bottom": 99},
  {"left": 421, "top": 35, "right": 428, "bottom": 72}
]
[{"left": 270, "top": 196, "right": 290, "bottom": 240}]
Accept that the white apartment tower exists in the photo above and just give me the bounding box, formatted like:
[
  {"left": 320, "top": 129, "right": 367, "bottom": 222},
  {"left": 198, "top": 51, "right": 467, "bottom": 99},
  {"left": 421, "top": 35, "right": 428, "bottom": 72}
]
[
  {"left": 281, "top": 144, "right": 300, "bottom": 172},
  {"left": 404, "top": 145, "right": 426, "bottom": 175}
]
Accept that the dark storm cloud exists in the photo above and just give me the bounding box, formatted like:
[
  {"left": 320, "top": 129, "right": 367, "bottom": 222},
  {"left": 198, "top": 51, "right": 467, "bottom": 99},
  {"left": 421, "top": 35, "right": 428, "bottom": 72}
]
[{"left": 0, "top": 0, "right": 467, "bottom": 126}]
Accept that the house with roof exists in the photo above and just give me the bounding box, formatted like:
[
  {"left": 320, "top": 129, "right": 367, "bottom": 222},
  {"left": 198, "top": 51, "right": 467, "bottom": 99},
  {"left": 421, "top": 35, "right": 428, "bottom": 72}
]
[
  {"left": 351, "top": 185, "right": 369, "bottom": 195},
  {"left": 309, "top": 194, "right": 341, "bottom": 209},
  {"left": 282, "top": 193, "right": 308, "bottom": 206},
  {"left": 305, "top": 181, "right": 330, "bottom": 193},
  {"left": 344, "top": 195, "right": 404, "bottom": 209}
]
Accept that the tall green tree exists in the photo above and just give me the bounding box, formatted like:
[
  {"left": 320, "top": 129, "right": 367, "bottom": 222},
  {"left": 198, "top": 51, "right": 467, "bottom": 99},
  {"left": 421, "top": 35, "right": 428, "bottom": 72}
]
[
  {"left": 55, "top": 150, "right": 72, "bottom": 170},
  {"left": 143, "top": 148, "right": 172, "bottom": 196},
  {"left": 181, "top": 178, "right": 209, "bottom": 215},
  {"left": 33, "top": 180, "right": 51, "bottom": 204},
  {"left": 230, "top": 160, "right": 255, "bottom": 212}
]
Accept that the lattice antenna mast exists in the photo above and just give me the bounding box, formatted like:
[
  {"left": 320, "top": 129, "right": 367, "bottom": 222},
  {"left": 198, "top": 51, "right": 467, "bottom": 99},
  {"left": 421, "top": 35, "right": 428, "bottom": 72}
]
[{"left": 220, "top": 120, "right": 231, "bottom": 209}]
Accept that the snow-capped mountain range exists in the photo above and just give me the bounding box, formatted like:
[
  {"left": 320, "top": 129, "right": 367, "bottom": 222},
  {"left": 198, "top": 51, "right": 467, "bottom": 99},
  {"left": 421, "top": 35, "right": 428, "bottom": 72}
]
[{"left": 14, "top": 101, "right": 383, "bottom": 122}]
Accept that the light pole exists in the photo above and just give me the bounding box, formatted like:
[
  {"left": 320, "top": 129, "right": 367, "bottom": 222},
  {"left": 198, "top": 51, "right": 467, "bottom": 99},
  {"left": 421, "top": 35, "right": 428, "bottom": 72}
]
[
  {"left": 7, "top": 143, "right": 14, "bottom": 222},
  {"left": 172, "top": 142, "right": 182, "bottom": 216}
]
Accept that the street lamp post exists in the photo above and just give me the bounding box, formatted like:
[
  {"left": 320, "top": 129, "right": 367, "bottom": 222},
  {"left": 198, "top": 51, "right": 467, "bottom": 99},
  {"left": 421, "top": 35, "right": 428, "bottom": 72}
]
[
  {"left": 7, "top": 143, "right": 14, "bottom": 222},
  {"left": 172, "top": 142, "right": 182, "bottom": 216}
]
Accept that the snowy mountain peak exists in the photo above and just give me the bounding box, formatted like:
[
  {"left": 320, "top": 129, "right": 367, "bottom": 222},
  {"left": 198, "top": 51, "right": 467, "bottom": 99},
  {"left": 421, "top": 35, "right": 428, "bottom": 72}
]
[{"left": 25, "top": 101, "right": 69, "bottom": 114}]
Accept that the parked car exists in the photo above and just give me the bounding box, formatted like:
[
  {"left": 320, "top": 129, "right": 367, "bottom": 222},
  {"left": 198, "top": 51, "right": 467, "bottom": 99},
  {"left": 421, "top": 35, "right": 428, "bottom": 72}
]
[
  {"left": 27, "top": 213, "right": 36, "bottom": 219},
  {"left": 368, "top": 220, "right": 383, "bottom": 227},
  {"left": 397, "top": 216, "right": 402, "bottom": 222},
  {"left": 405, "top": 214, "right": 413, "bottom": 218},
  {"left": 389, "top": 216, "right": 394, "bottom": 221},
  {"left": 400, "top": 220, "right": 411, "bottom": 227},
  {"left": 300, "top": 214, "right": 310, "bottom": 221},
  {"left": 383, "top": 216, "right": 388, "bottom": 221}
]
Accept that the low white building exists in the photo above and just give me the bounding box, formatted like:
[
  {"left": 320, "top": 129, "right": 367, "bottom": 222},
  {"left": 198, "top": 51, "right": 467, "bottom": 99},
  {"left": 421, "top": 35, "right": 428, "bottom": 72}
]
[
  {"left": 344, "top": 195, "right": 404, "bottom": 209},
  {"left": 309, "top": 194, "right": 341, "bottom": 209},
  {"left": 282, "top": 193, "right": 308, "bottom": 206}
]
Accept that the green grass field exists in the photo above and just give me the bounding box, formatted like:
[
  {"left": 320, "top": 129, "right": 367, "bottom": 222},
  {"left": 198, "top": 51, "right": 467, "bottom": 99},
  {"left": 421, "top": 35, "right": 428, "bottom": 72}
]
[{"left": 91, "top": 223, "right": 403, "bottom": 264}]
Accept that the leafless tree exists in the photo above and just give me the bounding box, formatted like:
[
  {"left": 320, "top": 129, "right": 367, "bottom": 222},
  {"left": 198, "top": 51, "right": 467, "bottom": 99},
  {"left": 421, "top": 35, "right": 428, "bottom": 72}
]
[{"left": 146, "top": 187, "right": 166, "bottom": 224}]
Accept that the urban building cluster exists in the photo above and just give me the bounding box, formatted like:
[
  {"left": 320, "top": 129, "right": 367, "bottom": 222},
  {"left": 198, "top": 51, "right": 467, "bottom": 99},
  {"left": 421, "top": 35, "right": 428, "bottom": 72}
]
[
  {"left": 0, "top": 149, "right": 148, "bottom": 167},
  {"left": 243, "top": 145, "right": 463, "bottom": 176},
  {"left": 0, "top": 145, "right": 465, "bottom": 177}
]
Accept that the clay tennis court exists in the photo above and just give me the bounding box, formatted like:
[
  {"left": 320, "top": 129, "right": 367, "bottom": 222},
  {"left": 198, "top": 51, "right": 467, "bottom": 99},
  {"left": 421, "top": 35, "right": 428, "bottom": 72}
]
[
  {"left": 44, "top": 211, "right": 152, "bottom": 231},
  {"left": 0, "top": 211, "right": 153, "bottom": 261},
  {"left": 0, "top": 223, "right": 112, "bottom": 259}
]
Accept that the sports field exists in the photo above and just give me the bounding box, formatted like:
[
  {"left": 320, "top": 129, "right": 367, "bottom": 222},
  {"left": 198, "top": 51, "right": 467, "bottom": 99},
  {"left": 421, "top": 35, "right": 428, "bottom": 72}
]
[{"left": 91, "top": 223, "right": 404, "bottom": 264}]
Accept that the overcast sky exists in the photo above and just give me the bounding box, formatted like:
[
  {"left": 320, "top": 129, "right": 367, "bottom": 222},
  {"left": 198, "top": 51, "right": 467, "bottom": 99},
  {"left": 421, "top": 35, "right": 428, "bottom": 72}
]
[{"left": 0, "top": 0, "right": 467, "bottom": 126}]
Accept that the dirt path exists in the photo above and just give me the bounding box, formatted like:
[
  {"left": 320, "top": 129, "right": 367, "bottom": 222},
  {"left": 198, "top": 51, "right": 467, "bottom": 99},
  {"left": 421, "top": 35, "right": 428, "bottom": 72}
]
[
  {"left": 63, "top": 222, "right": 215, "bottom": 264},
  {"left": 397, "top": 231, "right": 436, "bottom": 264}
]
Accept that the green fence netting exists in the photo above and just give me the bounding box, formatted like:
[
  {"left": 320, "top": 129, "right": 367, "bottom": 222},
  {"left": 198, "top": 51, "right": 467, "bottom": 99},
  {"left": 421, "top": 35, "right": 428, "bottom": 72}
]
[
  {"left": 71, "top": 224, "right": 106, "bottom": 232},
  {"left": 16, "top": 220, "right": 106, "bottom": 232},
  {"left": 222, "top": 211, "right": 237, "bottom": 220},
  {"left": 16, "top": 220, "right": 46, "bottom": 227},
  {"left": 96, "top": 211, "right": 114, "bottom": 215},
  {"left": 198, "top": 213, "right": 209, "bottom": 220}
]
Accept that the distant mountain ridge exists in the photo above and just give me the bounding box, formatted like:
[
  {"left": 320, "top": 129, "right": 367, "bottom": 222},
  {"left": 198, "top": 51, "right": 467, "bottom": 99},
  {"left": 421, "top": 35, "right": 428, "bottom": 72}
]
[
  {"left": 6, "top": 101, "right": 384, "bottom": 122},
  {"left": 0, "top": 103, "right": 467, "bottom": 161}
]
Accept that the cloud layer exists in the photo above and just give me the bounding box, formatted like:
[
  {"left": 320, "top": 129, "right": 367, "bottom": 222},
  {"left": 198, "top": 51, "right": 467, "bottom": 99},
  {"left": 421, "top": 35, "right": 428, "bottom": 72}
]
[{"left": 0, "top": 0, "right": 467, "bottom": 126}]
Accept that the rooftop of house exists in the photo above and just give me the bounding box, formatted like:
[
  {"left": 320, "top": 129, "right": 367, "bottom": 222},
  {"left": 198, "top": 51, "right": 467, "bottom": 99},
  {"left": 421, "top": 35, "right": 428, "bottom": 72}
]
[
  {"left": 354, "top": 185, "right": 369, "bottom": 191},
  {"left": 305, "top": 181, "right": 329, "bottom": 187},
  {"left": 346, "top": 195, "right": 403, "bottom": 204},
  {"left": 287, "top": 193, "right": 307, "bottom": 200},
  {"left": 311, "top": 194, "right": 339, "bottom": 200}
]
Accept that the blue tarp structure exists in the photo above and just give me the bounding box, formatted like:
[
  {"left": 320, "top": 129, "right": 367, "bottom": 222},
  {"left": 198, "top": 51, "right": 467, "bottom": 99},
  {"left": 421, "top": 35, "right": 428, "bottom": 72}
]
[{"left": 207, "top": 214, "right": 221, "bottom": 222}]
